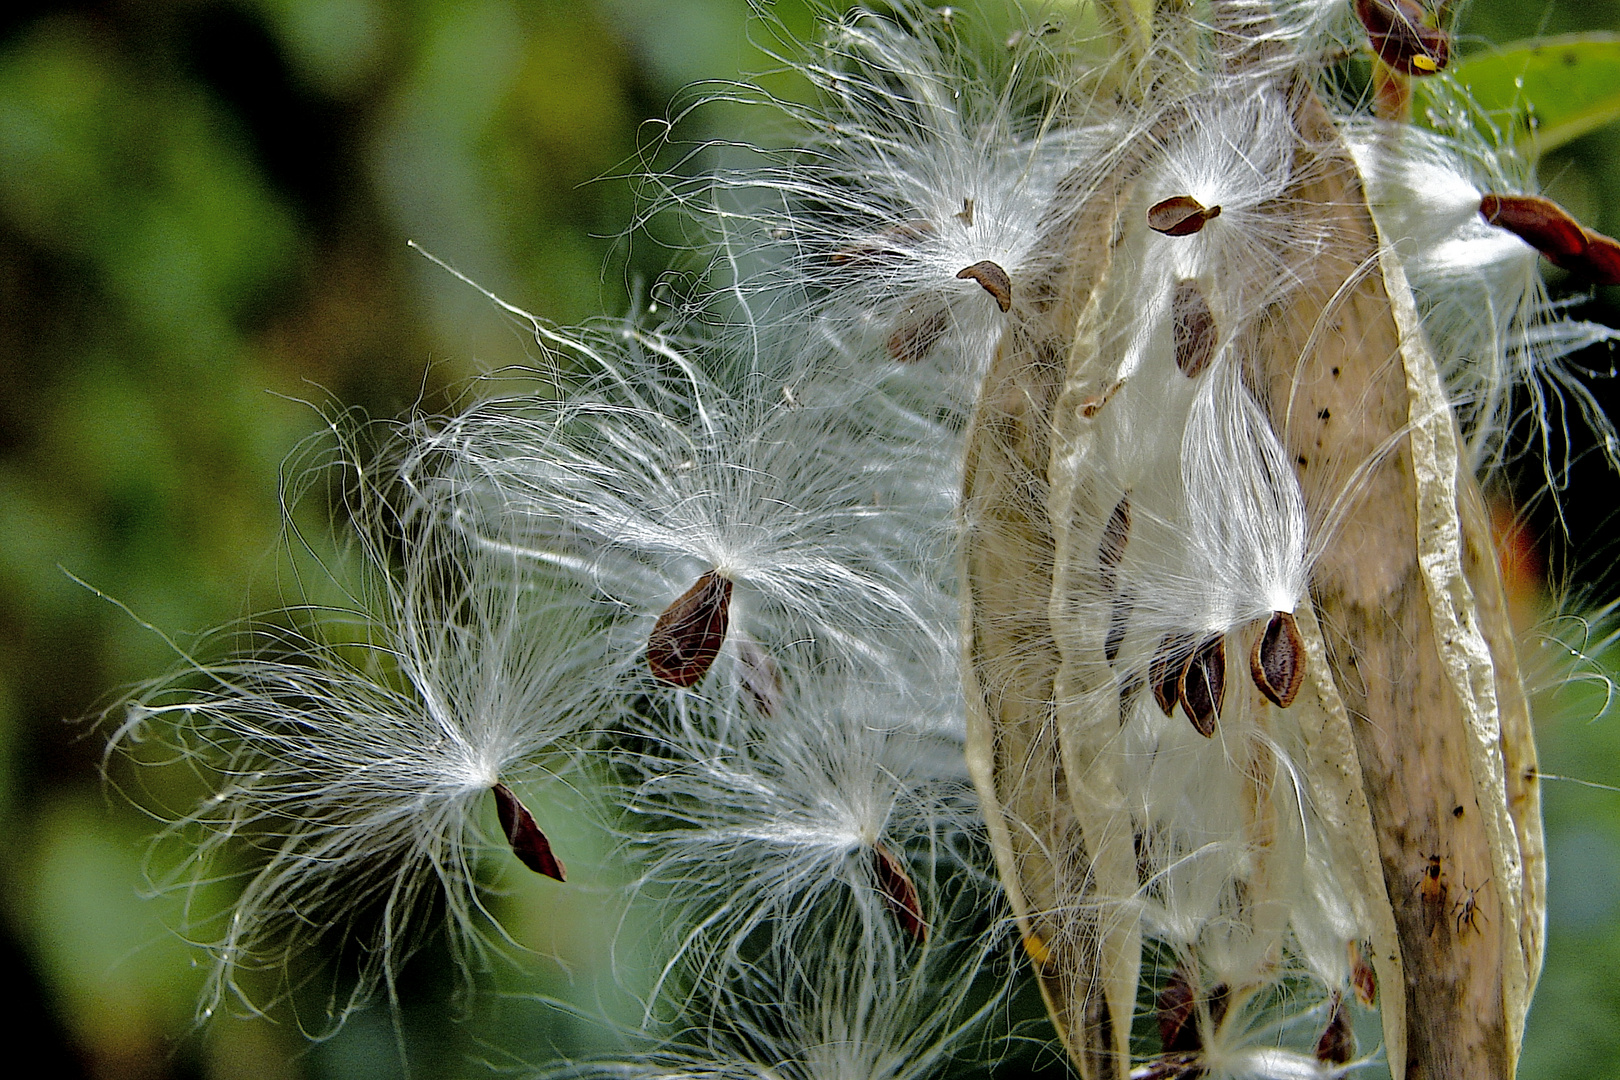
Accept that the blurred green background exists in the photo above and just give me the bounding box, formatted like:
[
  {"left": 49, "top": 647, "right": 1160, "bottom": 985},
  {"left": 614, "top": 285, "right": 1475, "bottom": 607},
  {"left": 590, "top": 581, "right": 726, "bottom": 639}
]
[{"left": 1, "top": 1, "right": 1618, "bottom": 1077}]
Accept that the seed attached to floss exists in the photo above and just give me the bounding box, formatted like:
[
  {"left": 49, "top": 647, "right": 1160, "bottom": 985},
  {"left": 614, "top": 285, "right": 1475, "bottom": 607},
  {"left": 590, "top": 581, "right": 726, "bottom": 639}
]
[
  {"left": 1151, "top": 633, "right": 1195, "bottom": 716},
  {"left": 886, "top": 304, "right": 952, "bottom": 364},
  {"left": 647, "top": 570, "right": 733, "bottom": 687},
  {"left": 1249, "top": 610, "right": 1305, "bottom": 708},
  {"left": 1171, "top": 278, "right": 1216, "bottom": 377},
  {"left": 1156, "top": 967, "right": 1201, "bottom": 1053},
  {"left": 1178, "top": 635, "right": 1226, "bottom": 737},
  {"left": 1479, "top": 192, "right": 1620, "bottom": 285},
  {"left": 1148, "top": 195, "right": 1222, "bottom": 237},
  {"left": 870, "top": 840, "right": 928, "bottom": 942},
  {"left": 1349, "top": 940, "right": 1378, "bottom": 1006},
  {"left": 493, "top": 782, "right": 566, "bottom": 881},
  {"left": 1315, "top": 994, "right": 1356, "bottom": 1065},
  {"left": 1099, "top": 496, "right": 1132, "bottom": 664},
  {"left": 956, "top": 259, "right": 1013, "bottom": 311},
  {"left": 1354, "top": 0, "right": 1449, "bottom": 75},
  {"left": 829, "top": 219, "right": 936, "bottom": 264}
]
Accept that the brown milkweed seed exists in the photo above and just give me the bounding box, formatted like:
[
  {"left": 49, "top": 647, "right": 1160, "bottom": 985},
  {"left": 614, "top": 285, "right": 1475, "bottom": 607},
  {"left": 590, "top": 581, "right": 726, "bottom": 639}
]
[
  {"left": 1480, "top": 192, "right": 1620, "bottom": 285},
  {"left": 1354, "top": 0, "right": 1449, "bottom": 74},
  {"left": 1151, "top": 633, "right": 1194, "bottom": 716},
  {"left": 1156, "top": 968, "right": 1200, "bottom": 1053},
  {"left": 956, "top": 260, "right": 1013, "bottom": 311},
  {"left": 647, "top": 570, "right": 732, "bottom": 687},
  {"left": 1350, "top": 940, "right": 1378, "bottom": 1006},
  {"left": 871, "top": 840, "right": 928, "bottom": 942},
  {"left": 493, "top": 782, "right": 566, "bottom": 881},
  {"left": 1250, "top": 610, "right": 1306, "bottom": 708},
  {"left": 1178, "top": 634, "right": 1226, "bottom": 737},
  {"left": 1315, "top": 995, "right": 1356, "bottom": 1065},
  {"left": 1148, "top": 195, "right": 1222, "bottom": 236},
  {"left": 887, "top": 304, "right": 951, "bottom": 364},
  {"left": 1172, "top": 278, "right": 1216, "bottom": 377}
]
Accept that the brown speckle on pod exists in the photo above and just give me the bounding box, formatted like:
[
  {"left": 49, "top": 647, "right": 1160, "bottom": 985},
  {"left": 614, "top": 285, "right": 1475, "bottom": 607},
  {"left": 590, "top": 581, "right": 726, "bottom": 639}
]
[
  {"left": 1354, "top": 0, "right": 1449, "bottom": 74},
  {"left": 1178, "top": 635, "right": 1226, "bottom": 737},
  {"left": 956, "top": 259, "right": 1013, "bottom": 312},
  {"left": 1250, "top": 610, "right": 1306, "bottom": 708},
  {"left": 1172, "top": 279, "right": 1216, "bottom": 377},
  {"left": 1080, "top": 379, "right": 1125, "bottom": 417},
  {"left": 871, "top": 840, "right": 928, "bottom": 942},
  {"left": 493, "top": 782, "right": 566, "bottom": 881},
  {"left": 647, "top": 570, "right": 733, "bottom": 687},
  {"left": 1148, "top": 195, "right": 1222, "bottom": 236}
]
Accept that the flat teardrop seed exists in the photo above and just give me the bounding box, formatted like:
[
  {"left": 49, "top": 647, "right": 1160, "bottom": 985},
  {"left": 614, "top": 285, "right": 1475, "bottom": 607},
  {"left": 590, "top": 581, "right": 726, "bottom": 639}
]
[
  {"left": 1150, "top": 633, "right": 1192, "bottom": 716},
  {"left": 1315, "top": 996, "right": 1356, "bottom": 1064},
  {"left": 1156, "top": 968, "right": 1200, "bottom": 1053},
  {"left": 1172, "top": 279, "right": 1216, "bottom": 377},
  {"left": 956, "top": 259, "right": 1013, "bottom": 311},
  {"left": 1480, "top": 193, "right": 1588, "bottom": 262},
  {"left": 871, "top": 841, "right": 928, "bottom": 942},
  {"left": 1148, "top": 195, "right": 1221, "bottom": 236},
  {"left": 493, "top": 783, "right": 566, "bottom": 881},
  {"left": 887, "top": 304, "right": 952, "bottom": 364},
  {"left": 1250, "top": 610, "right": 1306, "bottom": 708},
  {"left": 1178, "top": 635, "right": 1226, "bottom": 737},
  {"left": 647, "top": 570, "right": 733, "bottom": 687}
]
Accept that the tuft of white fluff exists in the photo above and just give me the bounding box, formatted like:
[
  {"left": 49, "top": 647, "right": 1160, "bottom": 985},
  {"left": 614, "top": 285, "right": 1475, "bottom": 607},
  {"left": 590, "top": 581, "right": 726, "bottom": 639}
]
[{"left": 107, "top": 441, "right": 612, "bottom": 1031}]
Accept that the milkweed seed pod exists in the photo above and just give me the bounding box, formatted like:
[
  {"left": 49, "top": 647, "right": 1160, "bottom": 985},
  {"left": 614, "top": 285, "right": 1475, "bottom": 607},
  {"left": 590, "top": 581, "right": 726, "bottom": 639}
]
[{"left": 946, "top": 2, "right": 1605, "bottom": 1078}]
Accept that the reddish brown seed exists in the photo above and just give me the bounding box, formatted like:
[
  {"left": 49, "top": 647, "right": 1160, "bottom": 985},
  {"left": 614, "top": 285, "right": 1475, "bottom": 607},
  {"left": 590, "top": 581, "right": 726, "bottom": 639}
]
[
  {"left": 1172, "top": 278, "right": 1217, "bottom": 377},
  {"left": 886, "top": 305, "right": 951, "bottom": 364},
  {"left": 1151, "top": 633, "right": 1194, "bottom": 716},
  {"left": 1354, "top": 0, "right": 1449, "bottom": 75},
  {"left": 647, "top": 570, "right": 733, "bottom": 687},
  {"left": 1315, "top": 995, "right": 1356, "bottom": 1065},
  {"left": 1157, "top": 968, "right": 1201, "bottom": 1053},
  {"left": 1148, "top": 195, "right": 1222, "bottom": 236},
  {"left": 1250, "top": 610, "right": 1306, "bottom": 708},
  {"left": 493, "top": 782, "right": 566, "bottom": 881},
  {"left": 736, "top": 638, "right": 781, "bottom": 717},
  {"left": 1584, "top": 232, "right": 1620, "bottom": 283},
  {"left": 956, "top": 259, "right": 1013, "bottom": 312},
  {"left": 871, "top": 841, "right": 928, "bottom": 942},
  {"left": 1178, "top": 635, "right": 1226, "bottom": 737},
  {"left": 1480, "top": 193, "right": 1589, "bottom": 264},
  {"left": 1349, "top": 941, "right": 1378, "bottom": 1007}
]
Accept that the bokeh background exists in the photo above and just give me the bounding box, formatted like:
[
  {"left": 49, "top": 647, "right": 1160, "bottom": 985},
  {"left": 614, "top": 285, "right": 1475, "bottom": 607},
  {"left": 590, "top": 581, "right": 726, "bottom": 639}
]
[{"left": 1, "top": 1, "right": 1617, "bottom": 1077}]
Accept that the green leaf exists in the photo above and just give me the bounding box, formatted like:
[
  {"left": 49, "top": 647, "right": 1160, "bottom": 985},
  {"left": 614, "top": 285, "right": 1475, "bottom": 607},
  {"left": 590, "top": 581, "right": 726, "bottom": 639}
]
[{"left": 1421, "top": 33, "right": 1620, "bottom": 156}]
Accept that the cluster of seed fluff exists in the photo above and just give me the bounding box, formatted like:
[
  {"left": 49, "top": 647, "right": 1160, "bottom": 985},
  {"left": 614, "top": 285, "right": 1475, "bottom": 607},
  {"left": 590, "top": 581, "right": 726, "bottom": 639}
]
[{"left": 109, "top": 1, "right": 1617, "bottom": 1077}]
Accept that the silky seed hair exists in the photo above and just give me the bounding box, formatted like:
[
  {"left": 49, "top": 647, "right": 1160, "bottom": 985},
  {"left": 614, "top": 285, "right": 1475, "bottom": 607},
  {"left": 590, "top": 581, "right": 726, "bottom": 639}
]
[{"left": 107, "top": 436, "right": 613, "bottom": 1031}]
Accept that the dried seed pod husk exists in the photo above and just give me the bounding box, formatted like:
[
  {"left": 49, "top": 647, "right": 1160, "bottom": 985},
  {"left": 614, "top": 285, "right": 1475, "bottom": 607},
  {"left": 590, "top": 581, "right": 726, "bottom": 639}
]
[
  {"left": 957, "top": 259, "right": 1014, "bottom": 311},
  {"left": 871, "top": 841, "right": 928, "bottom": 943},
  {"left": 493, "top": 782, "right": 565, "bottom": 881},
  {"left": 1255, "top": 88, "right": 1541, "bottom": 1079},
  {"left": 1147, "top": 195, "right": 1222, "bottom": 236},
  {"left": 963, "top": 151, "right": 1142, "bottom": 1080},
  {"left": 647, "top": 570, "right": 732, "bottom": 687},
  {"left": 1250, "top": 610, "right": 1305, "bottom": 708}
]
